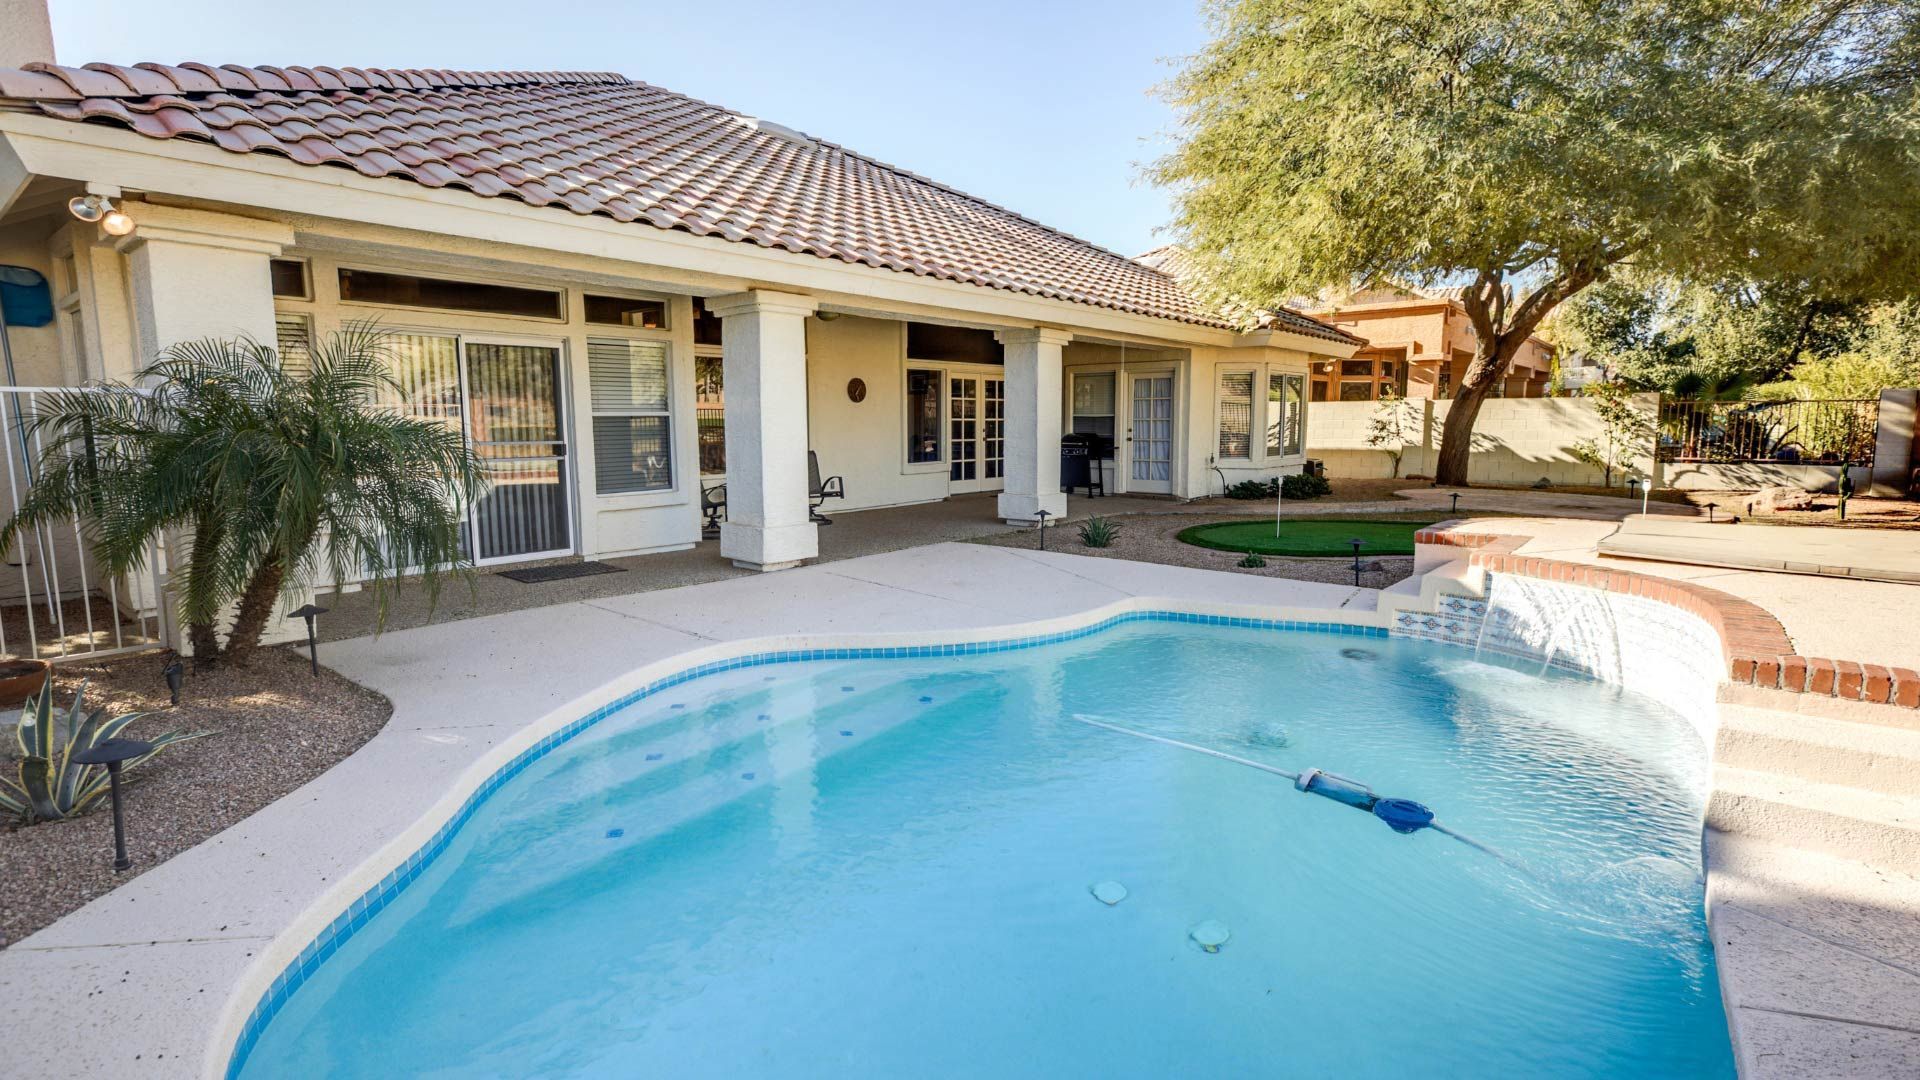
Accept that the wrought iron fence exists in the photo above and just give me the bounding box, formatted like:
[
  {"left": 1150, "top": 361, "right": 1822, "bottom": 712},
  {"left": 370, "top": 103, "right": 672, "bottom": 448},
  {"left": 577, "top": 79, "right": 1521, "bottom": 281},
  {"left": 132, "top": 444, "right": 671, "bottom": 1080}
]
[
  {"left": 1656, "top": 398, "right": 1880, "bottom": 465},
  {"left": 0, "top": 387, "right": 169, "bottom": 662},
  {"left": 697, "top": 405, "right": 726, "bottom": 475}
]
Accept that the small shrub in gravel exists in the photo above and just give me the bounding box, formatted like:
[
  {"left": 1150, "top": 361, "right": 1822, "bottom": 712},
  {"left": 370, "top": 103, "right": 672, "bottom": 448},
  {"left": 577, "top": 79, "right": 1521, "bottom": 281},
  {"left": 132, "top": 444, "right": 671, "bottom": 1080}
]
[
  {"left": 1078, "top": 516, "right": 1122, "bottom": 548},
  {"left": 1237, "top": 552, "right": 1268, "bottom": 568}
]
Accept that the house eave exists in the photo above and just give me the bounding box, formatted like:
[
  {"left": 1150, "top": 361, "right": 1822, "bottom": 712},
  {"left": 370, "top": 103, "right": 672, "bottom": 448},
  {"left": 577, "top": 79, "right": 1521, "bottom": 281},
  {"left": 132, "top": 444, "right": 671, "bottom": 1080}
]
[{"left": 0, "top": 114, "right": 1278, "bottom": 351}]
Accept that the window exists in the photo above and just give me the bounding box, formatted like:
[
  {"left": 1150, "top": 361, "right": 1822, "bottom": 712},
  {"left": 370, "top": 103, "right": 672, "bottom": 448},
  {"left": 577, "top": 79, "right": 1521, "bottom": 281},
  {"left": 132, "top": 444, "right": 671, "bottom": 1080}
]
[
  {"left": 275, "top": 314, "right": 313, "bottom": 376},
  {"left": 1217, "top": 371, "right": 1253, "bottom": 459},
  {"left": 1070, "top": 372, "right": 1116, "bottom": 445},
  {"left": 1267, "top": 372, "right": 1305, "bottom": 457},
  {"left": 1339, "top": 381, "right": 1375, "bottom": 401},
  {"left": 585, "top": 294, "right": 668, "bottom": 329},
  {"left": 339, "top": 268, "right": 562, "bottom": 319},
  {"left": 1340, "top": 359, "right": 1374, "bottom": 377},
  {"left": 906, "top": 368, "right": 942, "bottom": 463},
  {"left": 588, "top": 338, "right": 673, "bottom": 494},
  {"left": 271, "top": 259, "right": 310, "bottom": 299},
  {"left": 907, "top": 323, "right": 1002, "bottom": 365}
]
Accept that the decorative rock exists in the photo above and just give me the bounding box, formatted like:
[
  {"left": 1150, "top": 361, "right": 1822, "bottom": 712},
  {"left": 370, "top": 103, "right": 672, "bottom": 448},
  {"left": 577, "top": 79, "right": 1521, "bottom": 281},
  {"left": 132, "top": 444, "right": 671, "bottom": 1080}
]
[
  {"left": 1090, "top": 881, "right": 1129, "bottom": 906},
  {"left": 1746, "top": 485, "right": 1816, "bottom": 515},
  {"left": 1532, "top": 477, "right": 1553, "bottom": 489},
  {"left": 1190, "top": 919, "right": 1231, "bottom": 953}
]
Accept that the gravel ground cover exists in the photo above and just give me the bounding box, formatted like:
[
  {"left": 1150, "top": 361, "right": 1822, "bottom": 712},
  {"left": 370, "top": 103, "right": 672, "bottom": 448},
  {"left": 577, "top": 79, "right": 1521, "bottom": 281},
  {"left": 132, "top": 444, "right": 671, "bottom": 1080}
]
[
  {"left": 980, "top": 512, "right": 1419, "bottom": 588},
  {"left": 0, "top": 646, "right": 390, "bottom": 948}
]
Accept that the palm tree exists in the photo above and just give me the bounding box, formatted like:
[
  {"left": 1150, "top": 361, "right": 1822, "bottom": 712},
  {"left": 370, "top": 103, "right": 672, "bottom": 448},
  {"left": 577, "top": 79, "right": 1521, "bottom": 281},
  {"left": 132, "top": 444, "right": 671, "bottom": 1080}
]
[{"left": 0, "top": 324, "right": 486, "bottom": 661}]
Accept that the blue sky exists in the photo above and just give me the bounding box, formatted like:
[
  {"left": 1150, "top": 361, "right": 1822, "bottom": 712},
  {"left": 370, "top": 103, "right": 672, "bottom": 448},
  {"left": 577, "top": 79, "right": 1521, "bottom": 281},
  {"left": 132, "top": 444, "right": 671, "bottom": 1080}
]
[{"left": 45, "top": 0, "right": 1207, "bottom": 257}]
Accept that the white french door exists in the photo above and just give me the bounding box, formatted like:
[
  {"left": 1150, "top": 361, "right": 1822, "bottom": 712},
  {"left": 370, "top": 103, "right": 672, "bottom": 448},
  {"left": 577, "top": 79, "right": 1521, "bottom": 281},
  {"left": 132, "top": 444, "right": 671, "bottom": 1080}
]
[
  {"left": 1126, "top": 372, "right": 1175, "bottom": 494},
  {"left": 378, "top": 333, "right": 574, "bottom": 564},
  {"left": 948, "top": 372, "right": 1005, "bottom": 494}
]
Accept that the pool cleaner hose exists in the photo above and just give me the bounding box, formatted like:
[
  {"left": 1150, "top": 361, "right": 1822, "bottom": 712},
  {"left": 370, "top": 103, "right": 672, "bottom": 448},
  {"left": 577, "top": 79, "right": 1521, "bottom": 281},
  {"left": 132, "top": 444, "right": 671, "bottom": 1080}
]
[{"left": 1067, "top": 714, "right": 1524, "bottom": 871}]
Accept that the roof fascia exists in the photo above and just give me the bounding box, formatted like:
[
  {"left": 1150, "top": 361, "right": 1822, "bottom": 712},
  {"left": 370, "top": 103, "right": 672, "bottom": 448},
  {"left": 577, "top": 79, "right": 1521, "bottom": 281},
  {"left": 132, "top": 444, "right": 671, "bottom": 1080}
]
[
  {"left": 1231, "top": 327, "right": 1360, "bottom": 359},
  {"left": 0, "top": 116, "right": 1237, "bottom": 347},
  {"left": 0, "top": 138, "right": 28, "bottom": 219}
]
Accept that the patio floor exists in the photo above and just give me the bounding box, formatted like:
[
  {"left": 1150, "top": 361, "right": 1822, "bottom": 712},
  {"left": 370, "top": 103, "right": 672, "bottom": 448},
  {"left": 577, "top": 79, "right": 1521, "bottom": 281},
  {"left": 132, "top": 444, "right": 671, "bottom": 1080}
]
[{"left": 318, "top": 485, "right": 1694, "bottom": 640}]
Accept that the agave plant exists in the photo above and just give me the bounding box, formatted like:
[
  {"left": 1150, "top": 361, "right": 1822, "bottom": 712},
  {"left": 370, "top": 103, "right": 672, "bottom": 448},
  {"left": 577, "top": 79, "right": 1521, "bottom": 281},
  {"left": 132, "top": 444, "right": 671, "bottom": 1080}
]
[
  {"left": 0, "top": 676, "right": 209, "bottom": 824},
  {"left": 1077, "top": 516, "right": 1122, "bottom": 548}
]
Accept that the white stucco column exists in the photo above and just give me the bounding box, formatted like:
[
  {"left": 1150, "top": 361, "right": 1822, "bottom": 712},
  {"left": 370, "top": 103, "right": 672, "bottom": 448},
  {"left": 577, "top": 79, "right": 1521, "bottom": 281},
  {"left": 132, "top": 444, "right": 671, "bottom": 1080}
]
[
  {"left": 112, "top": 203, "right": 292, "bottom": 371},
  {"left": 112, "top": 204, "right": 301, "bottom": 652},
  {"left": 709, "top": 290, "right": 819, "bottom": 571},
  {"left": 996, "top": 327, "right": 1072, "bottom": 524}
]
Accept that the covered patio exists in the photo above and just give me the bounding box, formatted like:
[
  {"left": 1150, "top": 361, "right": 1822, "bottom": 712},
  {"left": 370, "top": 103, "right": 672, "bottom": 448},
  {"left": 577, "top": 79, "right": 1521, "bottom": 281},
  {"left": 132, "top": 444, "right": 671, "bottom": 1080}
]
[{"left": 316, "top": 491, "right": 1186, "bottom": 638}]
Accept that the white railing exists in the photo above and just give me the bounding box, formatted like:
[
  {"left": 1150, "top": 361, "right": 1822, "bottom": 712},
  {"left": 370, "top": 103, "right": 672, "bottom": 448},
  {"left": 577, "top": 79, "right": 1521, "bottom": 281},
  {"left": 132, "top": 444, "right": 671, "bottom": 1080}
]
[{"left": 0, "top": 387, "right": 170, "bottom": 662}]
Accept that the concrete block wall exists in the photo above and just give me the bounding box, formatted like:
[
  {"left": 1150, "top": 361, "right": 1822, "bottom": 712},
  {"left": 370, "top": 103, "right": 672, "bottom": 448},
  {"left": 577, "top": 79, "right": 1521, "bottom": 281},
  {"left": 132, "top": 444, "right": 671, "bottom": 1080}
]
[{"left": 1307, "top": 395, "right": 1654, "bottom": 487}]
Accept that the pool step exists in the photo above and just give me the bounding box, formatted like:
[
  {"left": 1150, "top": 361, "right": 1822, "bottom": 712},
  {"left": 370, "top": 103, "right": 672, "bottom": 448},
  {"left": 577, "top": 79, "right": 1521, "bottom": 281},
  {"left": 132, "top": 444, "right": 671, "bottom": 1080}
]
[
  {"left": 1707, "top": 767, "right": 1920, "bottom": 876},
  {"left": 1715, "top": 705, "right": 1920, "bottom": 799}
]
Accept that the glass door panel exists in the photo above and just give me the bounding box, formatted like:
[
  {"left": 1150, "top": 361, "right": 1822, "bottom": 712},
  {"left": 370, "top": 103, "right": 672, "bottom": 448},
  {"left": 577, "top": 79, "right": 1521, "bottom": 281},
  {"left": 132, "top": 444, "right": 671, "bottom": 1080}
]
[
  {"left": 1129, "top": 374, "right": 1174, "bottom": 493},
  {"left": 949, "top": 376, "right": 978, "bottom": 483},
  {"left": 464, "top": 342, "right": 571, "bottom": 561}
]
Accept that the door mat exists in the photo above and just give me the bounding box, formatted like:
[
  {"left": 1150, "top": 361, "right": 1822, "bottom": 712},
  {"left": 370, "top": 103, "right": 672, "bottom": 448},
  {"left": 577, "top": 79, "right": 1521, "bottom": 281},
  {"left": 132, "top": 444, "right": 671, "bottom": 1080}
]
[{"left": 496, "top": 561, "right": 628, "bottom": 584}]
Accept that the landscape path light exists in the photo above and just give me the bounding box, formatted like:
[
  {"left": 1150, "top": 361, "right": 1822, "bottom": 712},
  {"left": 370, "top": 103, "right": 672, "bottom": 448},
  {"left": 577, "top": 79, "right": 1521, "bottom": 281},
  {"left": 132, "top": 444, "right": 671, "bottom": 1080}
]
[
  {"left": 289, "top": 603, "right": 329, "bottom": 676},
  {"left": 74, "top": 737, "right": 154, "bottom": 872},
  {"left": 1349, "top": 538, "right": 1365, "bottom": 587}
]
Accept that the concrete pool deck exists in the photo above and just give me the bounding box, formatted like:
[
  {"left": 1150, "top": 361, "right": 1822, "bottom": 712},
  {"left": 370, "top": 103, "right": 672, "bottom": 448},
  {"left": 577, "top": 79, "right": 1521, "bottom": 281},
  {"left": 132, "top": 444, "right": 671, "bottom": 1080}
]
[
  {"left": 2, "top": 532, "right": 1914, "bottom": 1076},
  {"left": 0, "top": 545, "right": 1383, "bottom": 1078}
]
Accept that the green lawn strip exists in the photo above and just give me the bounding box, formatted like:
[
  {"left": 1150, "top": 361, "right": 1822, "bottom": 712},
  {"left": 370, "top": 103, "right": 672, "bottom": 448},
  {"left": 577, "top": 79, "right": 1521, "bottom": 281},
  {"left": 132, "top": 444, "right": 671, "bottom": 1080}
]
[{"left": 1176, "top": 517, "right": 1442, "bottom": 557}]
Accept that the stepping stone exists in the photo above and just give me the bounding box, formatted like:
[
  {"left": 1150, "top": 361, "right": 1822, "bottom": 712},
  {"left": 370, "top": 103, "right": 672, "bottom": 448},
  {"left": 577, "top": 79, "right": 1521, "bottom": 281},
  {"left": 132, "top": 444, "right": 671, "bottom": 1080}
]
[{"left": 1090, "top": 881, "right": 1129, "bottom": 906}]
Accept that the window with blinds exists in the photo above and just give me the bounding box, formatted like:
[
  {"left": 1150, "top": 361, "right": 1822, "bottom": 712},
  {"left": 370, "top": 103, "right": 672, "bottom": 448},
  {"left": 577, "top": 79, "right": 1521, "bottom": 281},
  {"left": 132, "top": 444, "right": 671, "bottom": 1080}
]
[
  {"left": 589, "top": 338, "right": 674, "bottom": 495},
  {"left": 275, "top": 314, "right": 313, "bottom": 376},
  {"left": 1217, "top": 371, "right": 1253, "bottom": 459}
]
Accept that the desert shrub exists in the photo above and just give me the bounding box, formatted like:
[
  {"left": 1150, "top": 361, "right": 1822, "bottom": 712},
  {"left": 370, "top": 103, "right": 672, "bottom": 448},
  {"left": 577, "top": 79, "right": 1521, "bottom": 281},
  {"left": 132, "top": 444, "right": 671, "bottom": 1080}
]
[
  {"left": 1077, "top": 516, "right": 1122, "bottom": 548},
  {"left": 0, "top": 677, "right": 209, "bottom": 824},
  {"left": 1281, "top": 473, "right": 1331, "bottom": 499}
]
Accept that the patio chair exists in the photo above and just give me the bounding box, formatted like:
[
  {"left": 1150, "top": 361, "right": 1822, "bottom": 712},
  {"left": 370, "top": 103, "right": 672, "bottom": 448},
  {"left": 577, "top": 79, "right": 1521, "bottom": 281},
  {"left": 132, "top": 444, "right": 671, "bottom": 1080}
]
[
  {"left": 701, "top": 483, "right": 727, "bottom": 537},
  {"left": 809, "top": 451, "right": 845, "bottom": 524}
]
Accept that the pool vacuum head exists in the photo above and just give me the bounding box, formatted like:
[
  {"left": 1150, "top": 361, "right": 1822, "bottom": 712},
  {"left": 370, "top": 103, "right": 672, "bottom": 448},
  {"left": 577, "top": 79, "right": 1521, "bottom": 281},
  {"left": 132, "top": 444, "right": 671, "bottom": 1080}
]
[{"left": 1294, "top": 768, "right": 1435, "bottom": 834}]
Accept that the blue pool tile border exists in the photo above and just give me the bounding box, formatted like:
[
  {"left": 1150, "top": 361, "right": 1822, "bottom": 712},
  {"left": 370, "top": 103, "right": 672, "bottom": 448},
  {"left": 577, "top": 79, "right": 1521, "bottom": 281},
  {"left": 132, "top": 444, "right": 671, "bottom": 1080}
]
[{"left": 223, "top": 611, "right": 1384, "bottom": 1077}]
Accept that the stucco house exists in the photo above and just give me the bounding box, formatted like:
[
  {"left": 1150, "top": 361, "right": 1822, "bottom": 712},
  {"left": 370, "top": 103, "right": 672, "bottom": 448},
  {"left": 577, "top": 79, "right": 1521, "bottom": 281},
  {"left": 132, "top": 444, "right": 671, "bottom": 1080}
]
[
  {"left": 0, "top": 38, "right": 1360, "bottom": 587},
  {"left": 1302, "top": 281, "right": 1555, "bottom": 402}
]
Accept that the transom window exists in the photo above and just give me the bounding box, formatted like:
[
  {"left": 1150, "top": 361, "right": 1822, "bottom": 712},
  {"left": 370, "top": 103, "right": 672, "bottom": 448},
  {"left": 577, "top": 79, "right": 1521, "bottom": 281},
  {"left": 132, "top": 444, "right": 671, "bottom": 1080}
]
[
  {"left": 584, "top": 294, "right": 668, "bottom": 329},
  {"left": 339, "top": 268, "right": 562, "bottom": 320}
]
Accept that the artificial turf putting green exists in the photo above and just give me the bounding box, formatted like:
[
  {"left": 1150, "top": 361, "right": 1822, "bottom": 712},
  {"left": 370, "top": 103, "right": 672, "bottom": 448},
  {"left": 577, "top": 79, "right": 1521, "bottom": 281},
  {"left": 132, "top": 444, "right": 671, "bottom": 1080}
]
[{"left": 1176, "top": 517, "right": 1437, "bottom": 557}]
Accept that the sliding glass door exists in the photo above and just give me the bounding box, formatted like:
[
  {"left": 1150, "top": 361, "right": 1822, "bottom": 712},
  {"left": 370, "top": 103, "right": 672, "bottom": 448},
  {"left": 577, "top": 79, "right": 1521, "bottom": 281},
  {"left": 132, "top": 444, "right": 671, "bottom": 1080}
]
[
  {"left": 378, "top": 334, "right": 574, "bottom": 564},
  {"left": 464, "top": 341, "right": 571, "bottom": 561}
]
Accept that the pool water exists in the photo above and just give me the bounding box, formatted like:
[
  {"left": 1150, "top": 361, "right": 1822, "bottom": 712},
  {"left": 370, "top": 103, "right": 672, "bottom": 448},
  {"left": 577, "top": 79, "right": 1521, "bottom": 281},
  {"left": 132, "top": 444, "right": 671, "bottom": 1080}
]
[{"left": 238, "top": 623, "right": 1733, "bottom": 1077}]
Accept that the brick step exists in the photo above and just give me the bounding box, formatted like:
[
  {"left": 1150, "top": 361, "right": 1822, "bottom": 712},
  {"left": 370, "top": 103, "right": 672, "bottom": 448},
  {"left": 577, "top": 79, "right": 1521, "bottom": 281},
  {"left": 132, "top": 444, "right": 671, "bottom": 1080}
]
[
  {"left": 1707, "top": 767, "right": 1920, "bottom": 876},
  {"left": 1716, "top": 705, "right": 1920, "bottom": 798}
]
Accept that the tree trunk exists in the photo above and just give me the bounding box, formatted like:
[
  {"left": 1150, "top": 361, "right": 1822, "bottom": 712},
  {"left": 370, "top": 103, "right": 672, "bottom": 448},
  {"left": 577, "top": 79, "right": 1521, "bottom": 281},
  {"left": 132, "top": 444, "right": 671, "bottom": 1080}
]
[
  {"left": 187, "top": 619, "right": 220, "bottom": 663},
  {"left": 1434, "top": 373, "right": 1497, "bottom": 486},
  {"left": 223, "top": 551, "right": 286, "bottom": 663}
]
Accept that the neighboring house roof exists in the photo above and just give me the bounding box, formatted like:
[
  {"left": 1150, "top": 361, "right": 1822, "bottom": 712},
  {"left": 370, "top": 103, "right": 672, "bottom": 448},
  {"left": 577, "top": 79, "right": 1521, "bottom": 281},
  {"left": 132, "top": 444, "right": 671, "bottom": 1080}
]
[
  {"left": 1131, "top": 245, "right": 1364, "bottom": 346},
  {"left": 0, "top": 62, "right": 1355, "bottom": 342}
]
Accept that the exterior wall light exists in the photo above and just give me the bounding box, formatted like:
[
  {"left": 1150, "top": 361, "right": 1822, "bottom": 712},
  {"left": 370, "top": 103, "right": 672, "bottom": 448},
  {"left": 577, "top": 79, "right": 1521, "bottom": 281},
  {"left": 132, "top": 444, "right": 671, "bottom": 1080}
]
[{"left": 66, "top": 193, "right": 134, "bottom": 236}]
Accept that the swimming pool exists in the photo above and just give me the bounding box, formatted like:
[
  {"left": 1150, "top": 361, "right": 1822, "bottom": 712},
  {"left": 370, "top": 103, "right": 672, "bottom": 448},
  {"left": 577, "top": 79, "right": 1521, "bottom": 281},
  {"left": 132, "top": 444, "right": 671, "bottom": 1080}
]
[{"left": 234, "top": 619, "right": 1732, "bottom": 1077}]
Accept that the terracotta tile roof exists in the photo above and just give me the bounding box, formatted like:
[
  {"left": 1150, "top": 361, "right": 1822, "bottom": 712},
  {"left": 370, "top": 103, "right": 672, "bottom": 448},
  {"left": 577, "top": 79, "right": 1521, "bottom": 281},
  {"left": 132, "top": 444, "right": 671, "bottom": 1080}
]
[
  {"left": 0, "top": 62, "right": 1355, "bottom": 341},
  {"left": 1133, "top": 245, "right": 1365, "bottom": 346}
]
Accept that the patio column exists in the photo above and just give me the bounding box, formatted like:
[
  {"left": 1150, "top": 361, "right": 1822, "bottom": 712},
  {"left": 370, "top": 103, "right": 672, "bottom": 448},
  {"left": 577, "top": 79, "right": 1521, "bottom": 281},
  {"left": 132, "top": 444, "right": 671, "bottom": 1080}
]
[
  {"left": 112, "top": 203, "right": 292, "bottom": 374},
  {"left": 995, "top": 327, "right": 1072, "bottom": 525},
  {"left": 111, "top": 204, "right": 304, "bottom": 653},
  {"left": 709, "top": 290, "right": 819, "bottom": 571}
]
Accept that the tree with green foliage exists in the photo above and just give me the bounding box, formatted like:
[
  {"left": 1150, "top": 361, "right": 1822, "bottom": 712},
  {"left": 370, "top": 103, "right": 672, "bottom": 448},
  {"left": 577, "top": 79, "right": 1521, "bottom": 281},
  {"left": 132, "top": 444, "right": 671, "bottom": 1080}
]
[
  {"left": 1155, "top": 0, "right": 1920, "bottom": 485},
  {"left": 1557, "top": 275, "right": 1881, "bottom": 393},
  {"left": 0, "top": 325, "right": 486, "bottom": 662}
]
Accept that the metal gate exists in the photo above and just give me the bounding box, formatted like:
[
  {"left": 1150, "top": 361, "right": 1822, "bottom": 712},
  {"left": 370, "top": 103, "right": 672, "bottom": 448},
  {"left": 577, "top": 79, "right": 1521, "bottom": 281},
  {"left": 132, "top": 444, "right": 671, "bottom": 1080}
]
[{"left": 0, "top": 387, "right": 169, "bottom": 662}]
